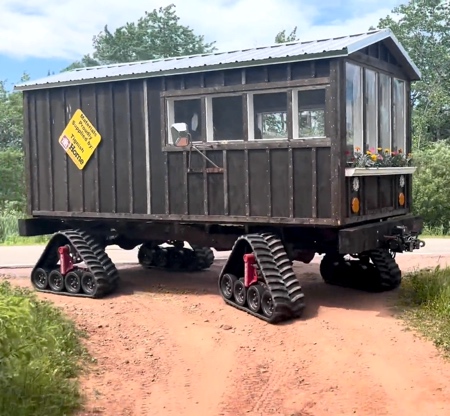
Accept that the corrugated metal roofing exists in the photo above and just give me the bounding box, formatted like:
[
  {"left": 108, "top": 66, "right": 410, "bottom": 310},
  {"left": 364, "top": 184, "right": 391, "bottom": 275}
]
[{"left": 14, "top": 28, "right": 421, "bottom": 91}]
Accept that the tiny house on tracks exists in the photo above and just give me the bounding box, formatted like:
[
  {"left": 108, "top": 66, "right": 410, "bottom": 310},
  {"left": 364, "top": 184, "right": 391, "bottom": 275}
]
[{"left": 15, "top": 28, "right": 425, "bottom": 323}]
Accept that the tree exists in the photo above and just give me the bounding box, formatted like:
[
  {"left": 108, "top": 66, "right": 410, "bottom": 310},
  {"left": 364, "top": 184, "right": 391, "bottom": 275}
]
[
  {"left": 274, "top": 27, "right": 299, "bottom": 43},
  {"left": 374, "top": 0, "right": 450, "bottom": 146},
  {"left": 0, "top": 73, "right": 29, "bottom": 150},
  {"left": 63, "top": 4, "right": 216, "bottom": 70}
]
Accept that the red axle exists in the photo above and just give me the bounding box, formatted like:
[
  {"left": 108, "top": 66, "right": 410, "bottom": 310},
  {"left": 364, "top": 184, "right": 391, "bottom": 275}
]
[
  {"left": 243, "top": 253, "right": 258, "bottom": 287},
  {"left": 58, "top": 245, "right": 75, "bottom": 275}
]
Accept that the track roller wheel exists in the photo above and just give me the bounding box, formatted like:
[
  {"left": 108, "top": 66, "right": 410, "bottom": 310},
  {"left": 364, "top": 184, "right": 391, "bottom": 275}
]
[
  {"left": 31, "top": 267, "right": 49, "bottom": 290},
  {"left": 261, "top": 289, "right": 275, "bottom": 318},
  {"left": 153, "top": 248, "right": 168, "bottom": 268},
  {"left": 48, "top": 270, "right": 64, "bottom": 292},
  {"left": 233, "top": 279, "right": 247, "bottom": 306},
  {"left": 81, "top": 271, "right": 97, "bottom": 295},
  {"left": 137, "top": 244, "right": 153, "bottom": 268},
  {"left": 247, "top": 284, "right": 264, "bottom": 313},
  {"left": 219, "top": 273, "right": 237, "bottom": 300},
  {"left": 65, "top": 271, "right": 81, "bottom": 294}
]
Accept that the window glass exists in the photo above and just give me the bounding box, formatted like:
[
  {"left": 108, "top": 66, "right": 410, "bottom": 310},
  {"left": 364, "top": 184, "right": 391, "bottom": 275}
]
[
  {"left": 212, "top": 95, "right": 244, "bottom": 141},
  {"left": 298, "top": 89, "right": 326, "bottom": 137},
  {"left": 345, "top": 63, "right": 363, "bottom": 155},
  {"left": 379, "top": 73, "right": 391, "bottom": 151},
  {"left": 174, "top": 99, "right": 203, "bottom": 141},
  {"left": 364, "top": 69, "right": 378, "bottom": 151},
  {"left": 253, "top": 92, "right": 288, "bottom": 139},
  {"left": 393, "top": 78, "right": 406, "bottom": 152}
]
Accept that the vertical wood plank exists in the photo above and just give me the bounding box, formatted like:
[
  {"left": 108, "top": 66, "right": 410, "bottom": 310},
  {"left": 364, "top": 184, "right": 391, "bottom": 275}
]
[
  {"left": 311, "top": 148, "right": 317, "bottom": 217},
  {"left": 127, "top": 82, "right": 134, "bottom": 213},
  {"left": 244, "top": 149, "right": 250, "bottom": 216},
  {"left": 288, "top": 147, "right": 294, "bottom": 217},
  {"left": 223, "top": 150, "right": 229, "bottom": 215},
  {"left": 267, "top": 149, "right": 272, "bottom": 216},
  {"left": 46, "top": 90, "right": 54, "bottom": 211},
  {"left": 183, "top": 151, "right": 188, "bottom": 215}
]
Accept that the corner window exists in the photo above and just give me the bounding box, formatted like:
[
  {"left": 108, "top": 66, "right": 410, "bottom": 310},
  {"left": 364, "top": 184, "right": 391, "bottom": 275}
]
[
  {"left": 364, "top": 68, "right": 378, "bottom": 151},
  {"left": 345, "top": 63, "right": 363, "bottom": 155},
  {"left": 297, "top": 89, "right": 326, "bottom": 138},
  {"left": 392, "top": 78, "right": 406, "bottom": 152},
  {"left": 379, "top": 73, "right": 391, "bottom": 151},
  {"left": 253, "top": 92, "right": 288, "bottom": 139}
]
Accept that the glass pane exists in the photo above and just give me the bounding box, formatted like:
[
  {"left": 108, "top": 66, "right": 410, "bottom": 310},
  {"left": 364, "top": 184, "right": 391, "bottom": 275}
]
[
  {"left": 298, "top": 89, "right": 326, "bottom": 137},
  {"left": 379, "top": 73, "right": 391, "bottom": 151},
  {"left": 345, "top": 63, "right": 363, "bottom": 156},
  {"left": 393, "top": 78, "right": 406, "bottom": 152},
  {"left": 364, "top": 69, "right": 378, "bottom": 151},
  {"left": 174, "top": 99, "right": 203, "bottom": 141},
  {"left": 212, "top": 96, "right": 244, "bottom": 141},
  {"left": 254, "top": 92, "right": 288, "bottom": 139}
]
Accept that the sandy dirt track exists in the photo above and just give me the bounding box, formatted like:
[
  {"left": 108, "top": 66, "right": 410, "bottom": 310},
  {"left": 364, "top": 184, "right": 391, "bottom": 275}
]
[{"left": 2, "top": 250, "right": 450, "bottom": 416}]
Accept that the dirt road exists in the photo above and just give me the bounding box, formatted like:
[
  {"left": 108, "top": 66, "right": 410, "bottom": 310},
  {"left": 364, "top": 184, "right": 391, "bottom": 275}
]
[{"left": 2, "top": 249, "right": 450, "bottom": 416}]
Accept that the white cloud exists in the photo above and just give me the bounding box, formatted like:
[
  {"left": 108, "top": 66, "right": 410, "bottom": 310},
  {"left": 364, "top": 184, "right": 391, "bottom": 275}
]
[{"left": 0, "top": 0, "right": 402, "bottom": 60}]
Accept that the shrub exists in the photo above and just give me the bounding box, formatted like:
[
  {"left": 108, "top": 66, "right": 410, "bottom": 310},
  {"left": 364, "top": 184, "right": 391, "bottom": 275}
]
[{"left": 0, "top": 281, "right": 89, "bottom": 415}]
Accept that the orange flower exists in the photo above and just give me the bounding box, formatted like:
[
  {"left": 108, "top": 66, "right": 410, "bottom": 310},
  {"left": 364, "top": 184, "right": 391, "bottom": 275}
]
[{"left": 355, "top": 146, "right": 361, "bottom": 152}]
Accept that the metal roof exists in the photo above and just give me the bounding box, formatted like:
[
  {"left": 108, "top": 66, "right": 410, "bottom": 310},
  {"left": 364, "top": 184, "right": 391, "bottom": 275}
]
[{"left": 15, "top": 28, "right": 421, "bottom": 91}]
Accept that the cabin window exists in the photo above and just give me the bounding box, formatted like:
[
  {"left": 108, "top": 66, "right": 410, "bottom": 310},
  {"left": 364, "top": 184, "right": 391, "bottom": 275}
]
[
  {"left": 210, "top": 95, "right": 244, "bottom": 141},
  {"left": 252, "top": 92, "right": 288, "bottom": 140},
  {"left": 297, "top": 89, "right": 326, "bottom": 138},
  {"left": 364, "top": 68, "right": 378, "bottom": 152},
  {"left": 392, "top": 78, "right": 406, "bottom": 152},
  {"left": 379, "top": 73, "right": 391, "bottom": 151},
  {"left": 167, "top": 98, "right": 204, "bottom": 142},
  {"left": 345, "top": 62, "right": 363, "bottom": 155}
]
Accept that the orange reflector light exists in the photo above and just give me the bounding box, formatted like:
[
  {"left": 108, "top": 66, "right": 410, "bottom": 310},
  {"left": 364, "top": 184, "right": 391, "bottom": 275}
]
[
  {"left": 399, "top": 192, "right": 405, "bottom": 206},
  {"left": 351, "top": 197, "right": 360, "bottom": 213}
]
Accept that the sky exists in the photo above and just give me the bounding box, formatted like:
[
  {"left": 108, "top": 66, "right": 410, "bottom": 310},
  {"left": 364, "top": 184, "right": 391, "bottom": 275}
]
[{"left": 0, "top": 0, "right": 404, "bottom": 90}]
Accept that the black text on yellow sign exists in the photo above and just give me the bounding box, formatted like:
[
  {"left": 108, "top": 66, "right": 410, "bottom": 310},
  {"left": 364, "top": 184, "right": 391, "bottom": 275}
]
[{"left": 58, "top": 109, "right": 102, "bottom": 170}]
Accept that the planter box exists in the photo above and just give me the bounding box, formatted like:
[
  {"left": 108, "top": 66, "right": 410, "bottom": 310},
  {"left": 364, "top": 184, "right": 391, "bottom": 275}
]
[{"left": 345, "top": 166, "right": 416, "bottom": 177}]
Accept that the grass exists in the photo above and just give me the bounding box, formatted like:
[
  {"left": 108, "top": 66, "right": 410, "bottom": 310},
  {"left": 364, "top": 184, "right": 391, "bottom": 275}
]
[
  {"left": 396, "top": 266, "right": 450, "bottom": 357},
  {"left": 0, "top": 280, "right": 91, "bottom": 416},
  {"left": 0, "top": 210, "right": 49, "bottom": 246}
]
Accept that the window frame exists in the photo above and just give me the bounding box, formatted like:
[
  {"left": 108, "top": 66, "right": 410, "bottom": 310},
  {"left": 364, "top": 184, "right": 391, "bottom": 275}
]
[{"left": 164, "top": 84, "right": 331, "bottom": 147}]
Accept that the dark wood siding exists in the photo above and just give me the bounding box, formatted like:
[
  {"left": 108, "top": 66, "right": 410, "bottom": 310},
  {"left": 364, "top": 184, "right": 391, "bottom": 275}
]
[{"left": 22, "top": 46, "right": 413, "bottom": 227}]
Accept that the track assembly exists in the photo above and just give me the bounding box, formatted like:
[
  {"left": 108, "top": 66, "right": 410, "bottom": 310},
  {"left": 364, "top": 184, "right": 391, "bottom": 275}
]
[
  {"left": 137, "top": 241, "right": 215, "bottom": 272},
  {"left": 218, "top": 233, "right": 305, "bottom": 324},
  {"left": 30, "top": 229, "right": 120, "bottom": 298},
  {"left": 319, "top": 248, "right": 402, "bottom": 293}
]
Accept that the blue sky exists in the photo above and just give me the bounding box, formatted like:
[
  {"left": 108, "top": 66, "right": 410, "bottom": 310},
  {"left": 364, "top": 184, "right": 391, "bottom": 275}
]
[{"left": 0, "top": 0, "right": 403, "bottom": 91}]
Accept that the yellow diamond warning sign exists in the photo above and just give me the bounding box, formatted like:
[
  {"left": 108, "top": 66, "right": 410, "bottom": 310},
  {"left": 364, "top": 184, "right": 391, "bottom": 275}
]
[{"left": 58, "top": 109, "right": 101, "bottom": 170}]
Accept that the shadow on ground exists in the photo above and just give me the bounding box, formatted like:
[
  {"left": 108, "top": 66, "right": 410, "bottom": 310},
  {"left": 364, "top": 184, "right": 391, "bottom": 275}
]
[{"left": 107, "top": 259, "right": 400, "bottom": 323}]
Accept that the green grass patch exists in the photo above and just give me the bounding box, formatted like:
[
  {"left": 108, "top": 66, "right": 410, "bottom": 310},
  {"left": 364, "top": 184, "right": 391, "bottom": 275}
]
[
  {"left": 397, "top": 266, "right": 450, "bottom": 357},
  {"left": 0, "top": 210, "right": 49, "bottom": 246},
  {"left": 0, "top": 280, "right": 91, "bottom": 415}
]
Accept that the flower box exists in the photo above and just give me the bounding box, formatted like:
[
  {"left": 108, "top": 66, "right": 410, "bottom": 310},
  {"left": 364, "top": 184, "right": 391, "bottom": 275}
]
[{"left": 345, "top": 166, "right": 417, "bottom": 177}]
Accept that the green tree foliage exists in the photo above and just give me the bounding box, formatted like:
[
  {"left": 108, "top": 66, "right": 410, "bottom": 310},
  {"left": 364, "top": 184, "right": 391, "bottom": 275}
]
[
  {"left": 63, "top": 4, "right": 217, "bottom": 70},
  {"left": 374, "top": 0, "right": 450, "bottom": 146},
  {"left": 274, "top": 26, "right": 299, "bottom": 43},
  {"left": 0, "top": 149, "right": 26, "bottom": 212},
  {"left": 412, "top": 142, "right": 450, "bottom": 233},
  {"left": 0, "top": 74, "right": 29, "bottom": 150}
]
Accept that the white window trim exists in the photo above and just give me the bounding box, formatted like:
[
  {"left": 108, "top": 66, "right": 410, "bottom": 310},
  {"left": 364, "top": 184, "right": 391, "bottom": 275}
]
[
  {"left": 292, "top": 86, "right": 328, "bottom": 140},
  {"left": 248, "top": 89, "right": 289, "bottom": 141}
]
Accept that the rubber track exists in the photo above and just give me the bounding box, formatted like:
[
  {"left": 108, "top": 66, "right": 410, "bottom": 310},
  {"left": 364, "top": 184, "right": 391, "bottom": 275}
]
[
  {"left": 138, "top": 245, "right": 215, "bottom": 272},
  {"left": 219, "top": 233, "right": 297, "bottom": 324},
  {"left": 369, "top": 248, "right": 402, "bottom": 290},
  {"left": 261, "top": 233, "right": 305, "bottom": 318},
  {"left": 320, "top": 250, "right": 402, "bottom": 292},
  {"left": 31, "top": 229, "right": 119, "bottom": 298}
]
